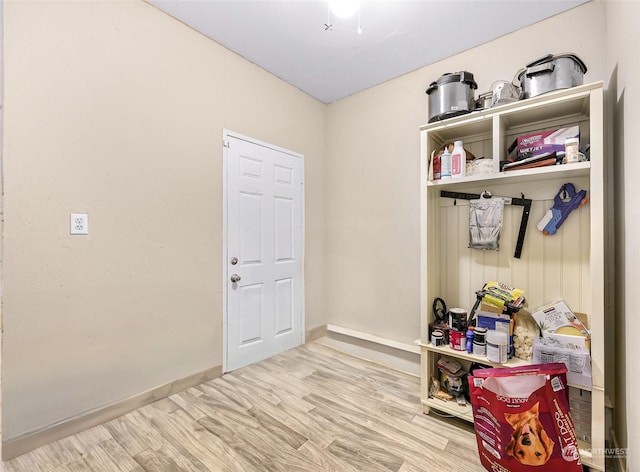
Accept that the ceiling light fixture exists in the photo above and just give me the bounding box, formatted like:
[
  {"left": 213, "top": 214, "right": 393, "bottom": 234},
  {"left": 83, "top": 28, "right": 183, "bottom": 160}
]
[
  {"left": 325, "top": 0, "right": 362, "bottom": 34},
  {"left": 329, "top": 0, "right": 360, "bottom": 19}
]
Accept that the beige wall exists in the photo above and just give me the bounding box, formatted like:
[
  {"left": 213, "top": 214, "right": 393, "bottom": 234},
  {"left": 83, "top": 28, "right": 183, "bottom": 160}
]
[
  {"left": 324, "top": 2, "right": 606, "bottom": 344},
  {"left": 3, "top": 0, "right": 635, "bottom": 461},
  {"left": 605, "top": 0, "right": 640, "bottom": 466},
  {"left": 2, "top": 0, "right": 325, "bottom": 439}
]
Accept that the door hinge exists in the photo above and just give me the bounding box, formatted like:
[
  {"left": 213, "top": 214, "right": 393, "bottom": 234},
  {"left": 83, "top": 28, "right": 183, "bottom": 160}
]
[{"left": 223, "top": 140, "right": 230, "bottom": 148}]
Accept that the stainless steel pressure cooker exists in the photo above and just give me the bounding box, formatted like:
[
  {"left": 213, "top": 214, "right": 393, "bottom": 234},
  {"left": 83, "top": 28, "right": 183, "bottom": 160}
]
[
  {"left": 426, "top": 71, "right": 478, "bottom": 123},
  {"left": 518, "top": 53, "right": 587, "bottom": 99}
]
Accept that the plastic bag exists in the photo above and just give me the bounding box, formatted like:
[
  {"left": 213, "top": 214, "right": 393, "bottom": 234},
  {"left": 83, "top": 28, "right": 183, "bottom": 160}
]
[
  {"left": 469, "top": 363, "right": 582, "bottom": 471},
  {"left": 513, "top": 309, "right": 540, "bottom": 361},
  {"left": 469, "top": 198, "right": 504, "bottom": 251}
]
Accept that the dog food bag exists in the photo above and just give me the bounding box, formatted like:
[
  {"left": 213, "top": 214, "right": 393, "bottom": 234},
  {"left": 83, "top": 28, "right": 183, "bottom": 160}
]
[{"left": 469, "top": 363, "right": 583, "bottom": 471}]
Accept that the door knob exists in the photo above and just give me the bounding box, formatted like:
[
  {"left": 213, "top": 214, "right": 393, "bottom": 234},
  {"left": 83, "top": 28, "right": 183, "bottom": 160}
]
[{"left": 230, "top": 274, "right": 241, "bottom": 283}]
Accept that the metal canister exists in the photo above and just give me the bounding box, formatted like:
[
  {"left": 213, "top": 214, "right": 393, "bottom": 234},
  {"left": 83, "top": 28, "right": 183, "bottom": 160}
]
[
  {"left": 431, "top": 329, "right": 444, "bottom": 347},
  {"left": 518, "top": 53, "right": 587, "bottom": 99},
  {"left": 450, "top": 330, "right": 466, "bottom": 351},
  {"left": 473, "top": 327, "right": 488, "bottom": 357},
  {"left": 448, "top": 308, "right": 468, "bottom": 331}
]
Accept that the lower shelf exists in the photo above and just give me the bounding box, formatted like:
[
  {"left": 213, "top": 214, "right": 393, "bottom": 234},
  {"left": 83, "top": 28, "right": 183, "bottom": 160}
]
[
  {"left": 422, "top": 397, "right": 473, "bottom": 422},
  {"left": 421, "top": 342, "right": 592, "bottom": 391},
  {"left": 422, "top": 399, "right": 601, "bottom": 470},
  {"left": 421, "top": 341, "right": 532, "bottom": 368}
]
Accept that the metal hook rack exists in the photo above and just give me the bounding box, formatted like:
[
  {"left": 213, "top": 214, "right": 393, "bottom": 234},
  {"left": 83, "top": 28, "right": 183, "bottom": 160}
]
[{"left": 440, "top": 190, "right": 532, "bottom": 259}]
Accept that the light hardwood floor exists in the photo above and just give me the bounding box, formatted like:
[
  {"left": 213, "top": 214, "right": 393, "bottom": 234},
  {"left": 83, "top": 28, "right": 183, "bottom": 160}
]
[{"left": 1, "top": 342, "right": 486, "bottom": 472}]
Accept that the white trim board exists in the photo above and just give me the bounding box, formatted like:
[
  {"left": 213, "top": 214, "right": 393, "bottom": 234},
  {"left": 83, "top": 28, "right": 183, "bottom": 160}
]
[
  {"left": 320, "top": 325, "right": 420, "bottom": 376},
  {"left": 2, "top": 365, "right": 222, "bottom": 461},
  {"left": 326, "top": 324, "right": 420, "bottom": 354}
]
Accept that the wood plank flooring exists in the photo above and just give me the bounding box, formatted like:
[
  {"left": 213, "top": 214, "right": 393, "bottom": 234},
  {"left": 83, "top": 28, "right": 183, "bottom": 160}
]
[{"left": 1, "top": 342, "right": 486, "bottom": 472}]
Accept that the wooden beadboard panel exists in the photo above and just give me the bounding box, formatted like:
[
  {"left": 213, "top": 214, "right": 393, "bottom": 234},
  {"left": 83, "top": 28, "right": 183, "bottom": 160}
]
[
  {"left": 2, "top": 365, "right": 222, "bottom": 461},
  {"left": 432, "top": 175, "right": 592, "bottom": 316}
]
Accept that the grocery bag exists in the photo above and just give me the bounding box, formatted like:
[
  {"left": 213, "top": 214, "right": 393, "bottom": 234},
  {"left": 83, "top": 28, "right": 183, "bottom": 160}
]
[{"left": 469, "top": 363, "right": 582, "bottom": 471}]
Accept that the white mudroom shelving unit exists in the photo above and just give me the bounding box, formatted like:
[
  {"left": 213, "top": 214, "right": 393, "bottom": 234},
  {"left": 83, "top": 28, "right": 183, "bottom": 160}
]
[{"left": 419, "top": 82, "right": 606, "bottom": 471}]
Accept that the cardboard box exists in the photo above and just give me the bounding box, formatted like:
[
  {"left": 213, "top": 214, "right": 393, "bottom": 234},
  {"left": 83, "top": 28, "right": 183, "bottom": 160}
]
[
  {"left": 532, "top": 299, "right": 590, "bottom": 349},
  {"left": 533, "top": 337, "right": 592, "bottom": 389},
  {"left": 476, "top": 310, "right": 512, "bottom": 335},
  {"left": 516, "top": 125, "right": 579, "bottom": 160},
  {"left": 568, "top": 386, "right": 592, "bottom": 443},
  {"left": 480, "top": 301, "right": 504, "bottom": 314}
]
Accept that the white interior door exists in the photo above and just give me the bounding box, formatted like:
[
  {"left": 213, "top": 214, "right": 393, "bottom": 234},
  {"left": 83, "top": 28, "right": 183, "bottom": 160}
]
[{"left": 224, "top": 131, "right": 304, "bottom": 372}]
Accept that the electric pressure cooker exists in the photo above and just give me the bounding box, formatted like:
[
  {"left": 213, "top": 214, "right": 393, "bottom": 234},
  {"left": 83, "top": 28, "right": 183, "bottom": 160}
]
[{"left": 426, "top": 71, "right": 478, "bottom": 123}]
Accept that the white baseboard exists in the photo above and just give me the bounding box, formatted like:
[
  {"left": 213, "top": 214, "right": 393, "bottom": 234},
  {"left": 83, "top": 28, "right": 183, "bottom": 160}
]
[
  {"left": 326, "top": 324, "right": 420, "bottom": 354},
  {"left": 305, "top": 324, "right": 328, "bottom": 343},
  {"left": 319, "top": 324, "right": 420, "bottom": 376},
  {"left": 2, "top": 365, "right": 222, "bottom": 461}
]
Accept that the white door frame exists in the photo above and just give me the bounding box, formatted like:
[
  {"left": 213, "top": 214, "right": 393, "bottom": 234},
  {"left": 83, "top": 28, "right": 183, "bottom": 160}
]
[{"left": 222, "top": 129, "right": 305, "bottom": 373}]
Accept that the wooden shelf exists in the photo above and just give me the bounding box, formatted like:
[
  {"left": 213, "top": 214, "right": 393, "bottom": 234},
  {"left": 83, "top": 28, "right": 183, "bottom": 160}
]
[
  {"left": 420, "top": 341, "right": 530, "bottom": 368},
  {"left": 419, "top": 82, "right": 605, "bottom": 471},
  {"left": 419, "top": 82, "right": 601, "bottom": 133},
  {"left": 420, "top": 342, "right": 591, "bottom": 391},
  {"left": 422, "top": 397, "right": 474, "bottom": 422},
  {"left": 426, "top": 162, "right": 590, "bottom": 189}
]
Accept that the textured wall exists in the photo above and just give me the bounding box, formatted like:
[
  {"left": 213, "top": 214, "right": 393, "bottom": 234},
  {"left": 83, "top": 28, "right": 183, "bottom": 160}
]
[{"left": 2, "top": 0, "right": 325, "bottom": 439}]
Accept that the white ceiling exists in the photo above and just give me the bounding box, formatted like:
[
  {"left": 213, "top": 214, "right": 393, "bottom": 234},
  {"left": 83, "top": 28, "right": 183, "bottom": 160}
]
[{"left": 148, "top": 0, "right": 589, "bottom": 104}]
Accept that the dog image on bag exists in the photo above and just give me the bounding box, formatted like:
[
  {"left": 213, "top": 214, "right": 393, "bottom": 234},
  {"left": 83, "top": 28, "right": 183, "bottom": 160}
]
[{"left": 505, "top": 402, "right": 554, "bottom": 466}]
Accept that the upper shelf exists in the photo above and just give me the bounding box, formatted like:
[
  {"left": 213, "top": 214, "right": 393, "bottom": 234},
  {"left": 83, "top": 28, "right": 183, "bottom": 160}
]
[
  {"left": 427, "top": 161, "right": 590, "bottom": 189},
  {"left": 419, "top": 81, "right": 602, "bottom": 134},
  {"left": 422, "top": 82, "right": 601, "bottom": 187}
]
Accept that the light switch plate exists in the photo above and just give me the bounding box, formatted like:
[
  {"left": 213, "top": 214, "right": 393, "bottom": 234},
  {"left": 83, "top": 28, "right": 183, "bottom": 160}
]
[{"left": 70, "top": 213, "right": 89, "bottom": 235}]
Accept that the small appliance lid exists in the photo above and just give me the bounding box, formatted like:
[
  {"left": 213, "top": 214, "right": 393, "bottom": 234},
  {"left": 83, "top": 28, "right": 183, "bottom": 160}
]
[
  {"left": 426, "top": 71, "right": 478, "bottom": 95},
  {"left": 524, "top": 53, "right": 587, "bottom": 74}
]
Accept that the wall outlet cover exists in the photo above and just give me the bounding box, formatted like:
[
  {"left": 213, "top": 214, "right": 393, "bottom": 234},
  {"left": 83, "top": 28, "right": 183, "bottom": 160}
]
[{"left": 70, "top": 213, "right": 89, "bottom": 235}]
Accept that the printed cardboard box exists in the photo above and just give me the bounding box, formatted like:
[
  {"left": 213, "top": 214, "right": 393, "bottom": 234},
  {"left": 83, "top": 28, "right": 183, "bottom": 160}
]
[
  {"left": 516, "top": 125, "right": 579, "bottom": 160},
  {"left": 532, "top": 299, "right": 590, "bottom": 350},
  {"left": 533, "top": 337, "right": 592, "bottom": 389}
]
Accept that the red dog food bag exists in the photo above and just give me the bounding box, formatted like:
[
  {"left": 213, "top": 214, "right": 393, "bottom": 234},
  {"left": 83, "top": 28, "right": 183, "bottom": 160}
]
[{"left": 469, "top": 363, "right": 583, "bottom": 471}]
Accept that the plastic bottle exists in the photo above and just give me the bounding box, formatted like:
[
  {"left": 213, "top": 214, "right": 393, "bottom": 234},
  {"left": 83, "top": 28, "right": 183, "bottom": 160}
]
[
  {"left": 433, "top": 153, "right": 441, "bottom": 180},
  {"left": 564, "top": 137, "right": 580, "bottom": 164},
  {"left": 451, "top": 140, "right": 466, "bottom": 178},
  {"left": 466, "top": 328, "right": 474, "bottom": 353},
  {"left": 486, "top": 330, "right": 509, "bottom": 364},
  {"left": 440, "top": 148, "right": 452, "bottom": 179}
]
